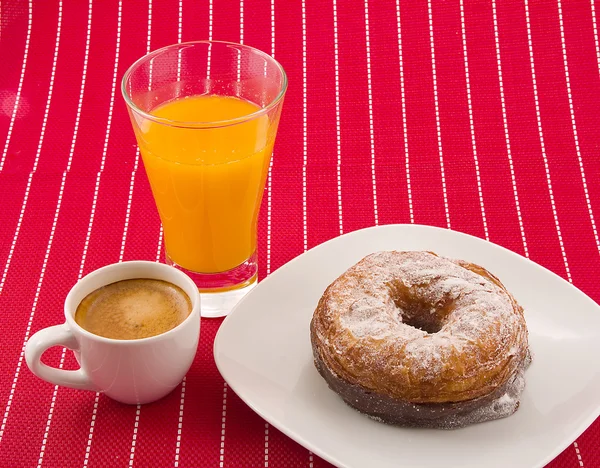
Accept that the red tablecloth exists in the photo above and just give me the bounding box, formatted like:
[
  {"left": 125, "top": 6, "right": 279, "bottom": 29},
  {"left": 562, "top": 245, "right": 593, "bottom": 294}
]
[{"left": 1, "top": 0, "right": 599, "bottom": 466}]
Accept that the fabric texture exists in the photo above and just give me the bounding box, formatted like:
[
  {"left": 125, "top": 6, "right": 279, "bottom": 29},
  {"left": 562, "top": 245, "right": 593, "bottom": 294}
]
[{"left": 0, "top": 0, "right": 599, "bottom": 466}]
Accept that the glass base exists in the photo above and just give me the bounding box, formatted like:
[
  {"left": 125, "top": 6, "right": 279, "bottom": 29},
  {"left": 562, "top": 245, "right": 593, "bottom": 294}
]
[
  {"left": 166, "top": 252, "right": 258, "bottom": 318},
  {"left": 199, "top": 282, "right": 256, "bottom": 318}
]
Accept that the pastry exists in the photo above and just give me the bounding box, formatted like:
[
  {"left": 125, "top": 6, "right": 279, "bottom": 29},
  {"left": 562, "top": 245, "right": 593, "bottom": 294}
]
[{"left": 310, "top": 251, "right": 531, "bottom": 429}]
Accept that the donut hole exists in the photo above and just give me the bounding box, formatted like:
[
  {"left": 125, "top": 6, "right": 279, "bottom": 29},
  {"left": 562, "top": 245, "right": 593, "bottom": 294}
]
[
  {"left": 387, "top": 281, "right": 450, "bottom": 334},
  {"left": 396, "top": 301, "right": 443, "bottom": 334}
]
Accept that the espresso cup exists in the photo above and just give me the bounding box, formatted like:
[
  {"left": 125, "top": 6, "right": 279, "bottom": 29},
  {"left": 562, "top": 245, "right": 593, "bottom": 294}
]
[{"left": 25, "top": 261, "right": 200, "bottom": 404}]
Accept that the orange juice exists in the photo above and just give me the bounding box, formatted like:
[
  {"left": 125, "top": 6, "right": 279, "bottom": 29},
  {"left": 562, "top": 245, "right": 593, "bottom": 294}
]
[{"left": 135, "top": 95, "right": 275, "bottom": 274}]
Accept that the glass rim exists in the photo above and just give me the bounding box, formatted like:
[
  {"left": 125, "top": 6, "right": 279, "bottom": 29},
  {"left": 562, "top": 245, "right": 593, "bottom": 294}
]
[{"left": 121, "top": 40, "right": 288, "bottom": 129}]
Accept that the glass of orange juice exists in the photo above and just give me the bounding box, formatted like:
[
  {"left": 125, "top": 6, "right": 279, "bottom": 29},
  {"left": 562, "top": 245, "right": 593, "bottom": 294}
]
[{"left": 121, "top": 41, "right": 287, "bottom": 317}]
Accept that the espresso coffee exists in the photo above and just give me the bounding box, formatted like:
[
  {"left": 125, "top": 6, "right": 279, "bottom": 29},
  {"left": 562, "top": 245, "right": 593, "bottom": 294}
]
[{"left": 74, "top": 279, "right": 192, "bottom": 340}]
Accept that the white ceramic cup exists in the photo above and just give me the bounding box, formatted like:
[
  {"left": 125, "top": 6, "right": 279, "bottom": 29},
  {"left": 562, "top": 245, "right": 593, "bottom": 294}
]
[{"left": 25, "top": 261, "right": 200, "bottom": 405}]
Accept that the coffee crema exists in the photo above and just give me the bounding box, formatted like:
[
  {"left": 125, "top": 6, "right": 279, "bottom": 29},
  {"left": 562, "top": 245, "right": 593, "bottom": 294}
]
[{"left": 74, "top": 279, "right": 192, "bottom": 340}]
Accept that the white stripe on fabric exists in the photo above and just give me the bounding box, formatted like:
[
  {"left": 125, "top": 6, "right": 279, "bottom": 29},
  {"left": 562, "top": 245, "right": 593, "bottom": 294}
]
[
  {"left": 206, "top": 0, "right": 213, "bottom": 87},
  {"left": 120, "top": 147, "right": 140, "bottom": 263},
  {"left": 177, "top": 0, "right": 182, "bottom": 81},
  {"left": 219, "top": 383, "right": 228, "bottom": 467},
  {"left": 302, "top": 6, "right": 313, "bottom": 465},
  {"left": 156, "top": 226, "right": 163, "bottom": 262},
  {"left": 173, "top": 377, "right": 186, "bottom": 467},
  {"left": 490, "top": 0, "right": 529, "bottom": 256},
  {"left": 395, "top": 0, "right": 413, "bottom": 223},
  {"left": 592, "top": 0, "right": 600, "bottom": 78},
  {"left": 523, "top": 0, "right": 571, "bottom": 281},
  {"left": 557, "top": 0, "right": 600, "bottom": 256},
  {"left": 459, "top": 0, "right": 489, "bottom": 241},
  {"left": 333, "top": 0, "right": 343, "bottom": 235},
  {"left": 574, "top": 441, "right": 585, "bottom": 467},
  {"left": 128, "top": 406, "right": 141, "bottom": 468},
  {"left": 240, "top": 0, "right": 244, "bottom": 43},
  {"left": 209, "top": 0, "right": 213, "bottom": 41},
  {"left": 363, "top": 0, "right": 378, "bottom": 226},
  {"left": 302, "top": 0, "right": 308, "bottom": 252},
  {"left": 264, "top": 3, "right": 276, "bottom": 464},
  {"left": 264, "top": 422, "right": 269, "bottom": 467},
  {"left": 427, "top": 0, "right": 451, "bottom": 229},
  {"left": 266, "top": 0, "right": 276, "bottom": 277}
]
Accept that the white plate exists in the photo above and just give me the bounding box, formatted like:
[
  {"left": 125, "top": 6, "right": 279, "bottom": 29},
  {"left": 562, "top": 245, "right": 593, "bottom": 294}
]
[{"left": 213, "top": 224, "right": 600, "bottom": 468}]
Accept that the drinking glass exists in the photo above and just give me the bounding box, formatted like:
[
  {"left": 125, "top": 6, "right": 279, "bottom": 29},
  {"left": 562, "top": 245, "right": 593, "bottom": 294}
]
[{"left": 122, "top": 41, "right": 287, "bottom": 317}]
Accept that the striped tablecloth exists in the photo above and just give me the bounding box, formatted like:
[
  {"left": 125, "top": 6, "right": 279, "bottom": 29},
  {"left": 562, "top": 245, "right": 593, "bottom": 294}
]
[{"left": 1, "top": 0, "right": 599, "bottom": 466}]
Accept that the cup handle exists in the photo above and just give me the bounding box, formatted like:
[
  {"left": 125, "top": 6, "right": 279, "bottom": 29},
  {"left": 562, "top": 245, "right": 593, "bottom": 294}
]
[{"left": 25, "top": 324, "right": 97, "bottom": 391}]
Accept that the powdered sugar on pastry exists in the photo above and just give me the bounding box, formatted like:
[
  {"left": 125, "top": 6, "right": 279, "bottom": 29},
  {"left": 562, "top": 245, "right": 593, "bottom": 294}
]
[{"left": 311, "top": 250, "right": 530, "bottom": 422}]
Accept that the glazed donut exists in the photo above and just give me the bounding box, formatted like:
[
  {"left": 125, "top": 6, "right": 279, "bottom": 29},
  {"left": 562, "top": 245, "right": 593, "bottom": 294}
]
[{"left": 310, "top": 251, "right": 531, "bottom": 429}]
